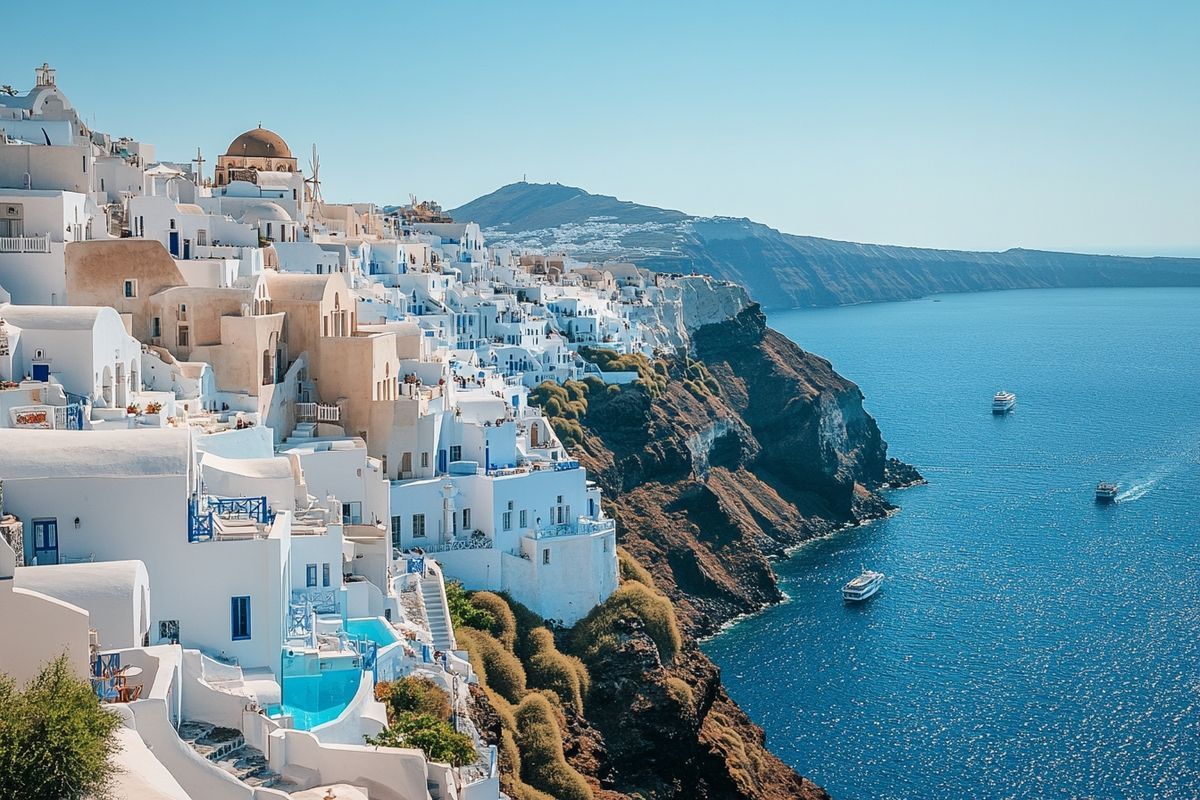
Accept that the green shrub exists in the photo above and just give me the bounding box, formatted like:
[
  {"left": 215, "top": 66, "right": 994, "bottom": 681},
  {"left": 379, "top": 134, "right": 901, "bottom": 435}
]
[
  {"left": 569, "top": 582, "right": 682, "bottom": 666},
  {"left": 514, "top": 694, "right": 593, "bottom": 800},
  {"left": 617, "top": 547, "right": 655, "bottom": 587},
  {"left": 365, "top": 711, "right": 476, "bottom": 766},
  {"left": 470, "top": 592, "right": 518, "bottom": 651},
  {"left": 665, "top": 676, "right": 695, "bottom": 711},
  {"left": 457, "top": 627, "right": 526, "bottom": 704},
  {"left": 446, "top": 581, "right": 496, "bottom": 631},
  {"left": 375, "top": 676, "right": 450, "bottom": 722},
  {"left": 525, "top": 628, "right": 588, "bottom": 713},
  {"left": 0, "top": 654, "right": 123, "bottom": 800}
]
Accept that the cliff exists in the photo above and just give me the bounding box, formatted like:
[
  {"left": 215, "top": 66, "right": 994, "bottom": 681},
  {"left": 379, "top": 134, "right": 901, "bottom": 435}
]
[
  {"left": 449, "top": 182, "right": 1200, "bottom": 309},
  {"left": 468, "top": 304, "right": 917, "bottom": 799}
]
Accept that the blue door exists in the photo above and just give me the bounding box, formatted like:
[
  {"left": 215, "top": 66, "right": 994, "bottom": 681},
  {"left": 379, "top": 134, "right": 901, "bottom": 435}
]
[
  {"left": 32, "top": 519, "right": 58, "bottom": 565},
  {"left": 168, "top": 230, "right": 180, "bottom": 256},
  {"left": 31, "top": 362, "right": 49, "bottom": 382},
  {"left": 437, "top": 449, "right": 447, "bottom": 474}
]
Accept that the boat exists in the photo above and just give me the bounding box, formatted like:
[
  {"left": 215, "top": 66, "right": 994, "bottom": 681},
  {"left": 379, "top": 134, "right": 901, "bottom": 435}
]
[
  {"left": 843, "top": 569, "right": 885, "bottom": 602},
  {"left": 992, "top": 390, "right": 1017, "bottom": 414},
  {"left": 1095, "top": 482, "right": 1119, "bottom": 503}
]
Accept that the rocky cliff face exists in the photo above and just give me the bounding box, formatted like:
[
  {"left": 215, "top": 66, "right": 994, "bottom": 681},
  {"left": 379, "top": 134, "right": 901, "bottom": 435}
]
[
  {"left": 580, "top": 304, "right": 915, "bottom": 635},
  {"left": 534, "top": 304, "right": 918, "bottom": 799},
  {"left": 450, "top": 182, "right": 1200, "bottom": 309}
]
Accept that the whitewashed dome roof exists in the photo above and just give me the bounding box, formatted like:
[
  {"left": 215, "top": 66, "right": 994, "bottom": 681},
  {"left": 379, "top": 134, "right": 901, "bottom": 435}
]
[{"left": 240, "top": 201, "right": 292, "bottom": 224}]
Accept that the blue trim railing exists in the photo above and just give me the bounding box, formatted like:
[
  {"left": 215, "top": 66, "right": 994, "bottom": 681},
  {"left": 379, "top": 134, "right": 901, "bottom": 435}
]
[
  {"left": 90, "top": 652, "right": 121, "bottom": 701},
  {"left": 188, "top": 498, "right": 213, "bottom": 543},
  {"left": 210, "top": 496, "right": 272, "bottom": 524},
  {"left": 553, "top": 460, "right": 580, "bottom": 471}
]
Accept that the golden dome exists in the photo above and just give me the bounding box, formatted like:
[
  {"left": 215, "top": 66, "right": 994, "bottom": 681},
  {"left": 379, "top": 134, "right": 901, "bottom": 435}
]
[{"left": 225, "top": 126, "right": 292, "bottom": 159}]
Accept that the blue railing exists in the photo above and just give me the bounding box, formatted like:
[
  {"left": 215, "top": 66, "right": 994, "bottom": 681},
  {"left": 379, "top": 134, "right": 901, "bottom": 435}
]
[
  {"left": 210, "top": 496, "right": 272, "bottom": 524},
  {"left": 553, "top": 460, "right": 580, "bottom": 471},
  {"left": 90, "top": 652, "right": 121, "bottom": 701},
  {"left": 188, "top": 498, "right": 213, "bottom": 543}
]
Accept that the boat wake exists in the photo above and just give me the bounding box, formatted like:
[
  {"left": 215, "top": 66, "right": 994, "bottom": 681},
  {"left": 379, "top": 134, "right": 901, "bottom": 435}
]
[{"left": 1116, "top": 479, "right": 1157, "bottom": 503}]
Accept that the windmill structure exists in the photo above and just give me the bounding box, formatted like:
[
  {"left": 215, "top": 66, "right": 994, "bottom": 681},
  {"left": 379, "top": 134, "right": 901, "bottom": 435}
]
[{"left": 304, "top": 143, "right": 325, "bottom": 230}]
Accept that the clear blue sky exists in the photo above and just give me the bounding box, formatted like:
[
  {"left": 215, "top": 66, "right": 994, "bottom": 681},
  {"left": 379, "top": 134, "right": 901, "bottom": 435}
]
[{"left": 5, "top": 1, "right": 1198, "bottom": 255}]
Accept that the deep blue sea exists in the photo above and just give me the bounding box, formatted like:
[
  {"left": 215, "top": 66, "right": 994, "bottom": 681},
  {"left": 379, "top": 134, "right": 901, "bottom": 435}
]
[{"left": 703, "top": 288, "right": 1200, "bottom": 800}]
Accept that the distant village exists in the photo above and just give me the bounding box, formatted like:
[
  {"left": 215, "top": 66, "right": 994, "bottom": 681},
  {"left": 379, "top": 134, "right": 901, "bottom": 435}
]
[{"left": 0, "top": 64, "right": 746, "bottom": 799}]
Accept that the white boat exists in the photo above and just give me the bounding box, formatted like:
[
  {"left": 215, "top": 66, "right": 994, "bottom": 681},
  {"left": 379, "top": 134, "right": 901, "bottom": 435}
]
[
  {"left": 1095, "top": 482, "right": 1119, "bottom": 503},
  {"left": 992, "top": 390, "right": 1016, "bottom": 414},
  {"left": 842, "top": 569, "right": 884, "bottom": 602}
]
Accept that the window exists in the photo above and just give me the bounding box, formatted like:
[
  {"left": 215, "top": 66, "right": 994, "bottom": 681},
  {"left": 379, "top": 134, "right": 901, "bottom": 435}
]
[
  {"left": 230, "top": 596, "right": 251, "bottom": 641},
  {"left": 421, "top": 452, "right": 429, "bottom": 469},
  {"left": 462, "top": 508, "right": 471, "bottom": 530},
  {"left": 306, "top": 564, "right": 317, "bottom": 587},
  {"left": 503, "top": 511, "right": 512, "bottom": 531},
  {"left": 391, "top": 515, "right": 402, "bottom": 547},
  {"left": 342, "top": 501, "right": 362, "bottom": 525},
  {"left": 151, "top": 317, "right": 161, "bottom": 338},
  {"left": 542, "top": 549, "right": 551, "bottom": 565},
  {"left": 322, "top": 563, "right": 331, "bottom": 587},
  {"left": 197, "top": 228, "right": 208, "bottom": 246},
  {"left": 520, "top": 510, "right": 527, "bottom": 528},
  {"left": 177, "top": 326, "right": 189, "bottom": 347},
  {"left": 450, "top": 445, "right": 462, "bottom": 462},
  {"left": 123, "top": 279, "right": 137, "bottom": 298},
  {"left": 412, "top": 513, "right": 426, "bottom": 538}
]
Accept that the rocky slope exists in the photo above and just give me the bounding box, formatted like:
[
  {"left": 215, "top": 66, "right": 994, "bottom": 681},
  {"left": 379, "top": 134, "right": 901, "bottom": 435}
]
[
  {"left": 449, "top": 182, "right": 1200, "bottom": 309},
  {"left": 577, "top": 304, "right": 916, "bottom": 635},
  {"left": 491, "top": 304, "right": 918, "bottom": 799}
]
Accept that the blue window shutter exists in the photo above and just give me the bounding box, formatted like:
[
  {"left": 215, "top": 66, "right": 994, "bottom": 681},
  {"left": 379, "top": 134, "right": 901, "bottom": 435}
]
[{"left": 231, "top": 596, "right": 251, "bottom": 640}]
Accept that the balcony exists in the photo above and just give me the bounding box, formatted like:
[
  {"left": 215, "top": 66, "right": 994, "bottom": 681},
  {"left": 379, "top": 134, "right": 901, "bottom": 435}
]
[
  {"left": 295, "top": 402, "right": 340, "bottom": 423},
  {"left": 0, "top": 234, "right": 51, "bottom": 254},
  {"left": 532, "top": 517, "right": 615, "bottom": 540}
]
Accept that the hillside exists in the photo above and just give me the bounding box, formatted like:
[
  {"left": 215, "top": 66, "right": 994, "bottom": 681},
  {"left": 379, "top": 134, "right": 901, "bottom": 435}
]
[{"left": 449, "top": 183, "right": 1200, "bottom": 309}]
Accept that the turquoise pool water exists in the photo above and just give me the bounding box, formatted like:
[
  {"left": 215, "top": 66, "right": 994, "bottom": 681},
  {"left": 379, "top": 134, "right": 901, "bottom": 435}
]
[
  {"left": 269, "top": 668, "right": 362, "bottom": 730},
  {"left": 345, "top": 616, "right": 399, "bottom": 646}
]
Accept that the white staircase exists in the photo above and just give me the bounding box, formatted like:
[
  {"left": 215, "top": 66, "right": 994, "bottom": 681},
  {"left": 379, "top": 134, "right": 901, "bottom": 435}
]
[{"left": 419, "top": 569, "right": 456, "bottom": 651}]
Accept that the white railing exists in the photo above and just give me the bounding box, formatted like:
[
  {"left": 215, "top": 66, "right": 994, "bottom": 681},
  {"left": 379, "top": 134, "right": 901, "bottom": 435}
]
[
  {"left": 423, "top": 536, "right": 494, "bottom": 554},
  {"left": 533, "top": 517, "right": 615, "bottom": 540},
  {"left": 295, "top": 402, "right": 340, "bottom": 422},
  {"left": 0, "top": 234, "right": 51, "bottom": 254}
]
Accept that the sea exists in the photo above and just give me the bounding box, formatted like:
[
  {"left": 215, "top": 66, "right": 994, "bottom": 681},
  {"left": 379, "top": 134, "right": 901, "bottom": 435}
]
[{"left": 702, "top": 288, "right": 1200, "bottom": 799}]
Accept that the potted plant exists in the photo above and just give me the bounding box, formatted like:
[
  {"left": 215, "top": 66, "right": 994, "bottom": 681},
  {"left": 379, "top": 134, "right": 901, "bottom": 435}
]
[
  {"left": 126, "top": 403, "right": 141, "bottom": 416},
  {"left": 145, "top": 401, "right": 163, "bottom": 415}
]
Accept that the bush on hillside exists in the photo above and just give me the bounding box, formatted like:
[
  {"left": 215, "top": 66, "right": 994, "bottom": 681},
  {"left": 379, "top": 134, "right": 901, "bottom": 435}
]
[
  {"left": 617, "top": 547, "right": 655, "bottom": 588},
  {"left": 375, "top": 676, "right": 451, "bottom": 722},
  {"left": 569, "top": 581, "right": 682, "bottom": 666},
  {"left": 445, "top": 581, "right": 496, "bottom": 631},
  {"left": 514, "top": 693, "right": 594, "bottom": 800},
  {"left": 665, "top": 676, "right": 695, "bottom": 712},
  {"left": 364, "top": 712, "right": 476, "bottom": 766},
  {"left": 457, "top": 627, "right": 526, "bottom": 704},
  {"left": 525, "top": 628, "right": 588, "bottom": 713},
  {"left": 0, "top": 655, "right": 123, "bottom": 800},
  {"left": 469, "top": 591, "right": 518, "bottom": 651}
]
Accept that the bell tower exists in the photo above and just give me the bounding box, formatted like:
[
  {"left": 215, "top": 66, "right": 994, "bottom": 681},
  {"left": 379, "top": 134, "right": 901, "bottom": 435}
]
[{"left": 35, "top": 62, "right": 56, "bottom": 87}]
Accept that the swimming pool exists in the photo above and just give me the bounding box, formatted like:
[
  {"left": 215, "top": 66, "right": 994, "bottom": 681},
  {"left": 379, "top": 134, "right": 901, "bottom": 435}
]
[
  {"left": 268, "top": 668, "right": 361, "bottom": 730},
  {"left": 344, "top": 616, "right": 399, "bottom": 647}
]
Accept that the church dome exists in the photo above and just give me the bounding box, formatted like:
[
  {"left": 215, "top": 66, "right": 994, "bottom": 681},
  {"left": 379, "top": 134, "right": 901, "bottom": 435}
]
[
  {"left": 225, "top": 126, "right": 292, "bottom": 159},
  {"left": 240, "top": 201, "right": 292, "bottom": 225}
]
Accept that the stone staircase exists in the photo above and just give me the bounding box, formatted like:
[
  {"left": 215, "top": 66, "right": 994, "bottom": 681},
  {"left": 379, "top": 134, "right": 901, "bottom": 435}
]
[
  {"left": 178, "top": 720, "right": 296, "bottom": 790},
  {"left": 419, "top": 575, "right": 456, "bottom": 651}
]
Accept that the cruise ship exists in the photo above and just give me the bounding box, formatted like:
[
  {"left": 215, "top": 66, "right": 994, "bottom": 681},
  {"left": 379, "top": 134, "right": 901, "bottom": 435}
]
[
  {"left": 843, "top": 569, "right": 885, "bottom": 602},
  {"left": 992, "top": 390, "right": 1017, "bottom": 414},
  {"left": 1095, "top": 482, "right": 1119, "bottom": 503}
]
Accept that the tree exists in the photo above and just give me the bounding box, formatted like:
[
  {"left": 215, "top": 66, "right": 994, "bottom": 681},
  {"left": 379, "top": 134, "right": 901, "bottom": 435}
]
[
  {"left": 0, "top": 654, "right": 123, "bottom": 800},
  {"left": 365, "top": 712, "right": 477, "bottom": 767}
]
